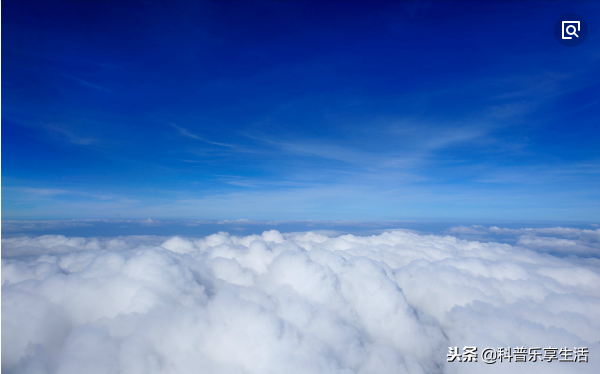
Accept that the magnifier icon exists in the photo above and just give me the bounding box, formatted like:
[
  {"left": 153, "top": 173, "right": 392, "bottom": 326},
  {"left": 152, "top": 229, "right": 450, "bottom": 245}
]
[
  {"left": 556, "top": 15, "right": 587, "bottom": 46},
  {"left": 562, "top": 21, "right": 580, "bottom": 39}
]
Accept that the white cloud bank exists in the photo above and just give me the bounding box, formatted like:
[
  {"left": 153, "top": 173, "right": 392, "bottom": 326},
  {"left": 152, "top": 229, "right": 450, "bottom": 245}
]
[
  {"left": 2, "top": 229, "right": 600, "bottom": 374},
  {"left": 448, "top": 225, "right": 600, "bottom": 257}
]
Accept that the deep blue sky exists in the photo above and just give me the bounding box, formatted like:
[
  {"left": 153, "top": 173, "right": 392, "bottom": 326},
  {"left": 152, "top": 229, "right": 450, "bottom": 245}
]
[{"left": 2, "top": 0, "right": 600, "bottom": 222}]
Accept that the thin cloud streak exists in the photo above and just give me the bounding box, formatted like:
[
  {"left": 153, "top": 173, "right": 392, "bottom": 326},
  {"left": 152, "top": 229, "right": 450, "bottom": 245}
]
[
  {"left": 172, "top": 124, "right": 236, "bottom": 148},
  {"left": 65, "top": 75, "right": 113, "bottom": 93}
]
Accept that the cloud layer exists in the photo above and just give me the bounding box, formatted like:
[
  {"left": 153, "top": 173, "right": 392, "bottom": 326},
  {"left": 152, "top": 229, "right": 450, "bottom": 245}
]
[
  {"left": 3, "top": 229, "right": 599, "bottom": 373},
  {"left": 448, "top": 225, "right": 600, "bottom": 257}
]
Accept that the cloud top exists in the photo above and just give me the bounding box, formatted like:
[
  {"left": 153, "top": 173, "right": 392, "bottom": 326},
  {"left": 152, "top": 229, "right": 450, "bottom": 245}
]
[{"left": 3, "top": 229, "right": 599, "bottom": 373}]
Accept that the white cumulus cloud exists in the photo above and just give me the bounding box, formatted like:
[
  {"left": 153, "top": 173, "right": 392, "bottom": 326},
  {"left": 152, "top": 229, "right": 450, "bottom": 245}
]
[{"left": 2, "top": 229, "right": 599, "bottom": 373}]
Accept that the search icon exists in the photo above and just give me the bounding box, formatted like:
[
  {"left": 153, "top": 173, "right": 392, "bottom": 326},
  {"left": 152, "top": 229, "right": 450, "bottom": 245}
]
[
  {"left": 566, "top": 24, "right": 579, "bottom": 38},
  {"left": 555, "top": 14, "right": 587, "bottom": 46}
]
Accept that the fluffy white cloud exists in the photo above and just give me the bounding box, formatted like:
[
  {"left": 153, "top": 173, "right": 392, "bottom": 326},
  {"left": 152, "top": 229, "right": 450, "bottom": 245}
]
[{"left": 2, "top": 229, "right": 599, "bottom": 373}]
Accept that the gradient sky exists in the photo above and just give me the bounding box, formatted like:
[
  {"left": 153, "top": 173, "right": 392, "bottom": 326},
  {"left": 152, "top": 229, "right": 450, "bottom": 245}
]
[{"left": 2, "top": 0, "right": 600, "bottom": 221}]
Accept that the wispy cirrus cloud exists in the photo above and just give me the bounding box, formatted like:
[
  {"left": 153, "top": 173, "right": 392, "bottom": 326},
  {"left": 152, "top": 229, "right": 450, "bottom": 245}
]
[
  {"left": 45, "top": 124, "right": 98, "bottom": 145},
  {"left": 172, "top": 124, "right": 236, "bottom": 148},
  {"left": 65, "top": 75, "right": 113, "bottom": 93},
  {"left": 4, "top": 187, "right": 114, "bottom": 200}
]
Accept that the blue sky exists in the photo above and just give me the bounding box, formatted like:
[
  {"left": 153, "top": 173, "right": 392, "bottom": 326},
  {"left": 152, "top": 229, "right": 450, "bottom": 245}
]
[{"left": 2, "top": 0, "right": 600, "bottom": 222}]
